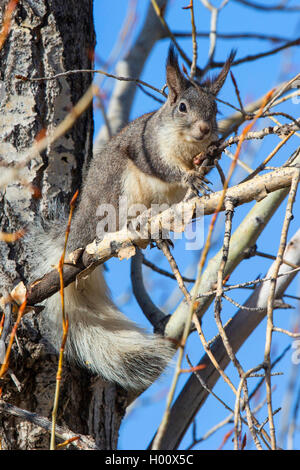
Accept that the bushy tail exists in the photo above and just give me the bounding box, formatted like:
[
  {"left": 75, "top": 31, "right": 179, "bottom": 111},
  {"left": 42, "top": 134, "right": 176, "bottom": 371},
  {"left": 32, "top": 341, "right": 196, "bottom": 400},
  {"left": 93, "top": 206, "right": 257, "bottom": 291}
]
[{"left": 29, "top": 230, "right": 174, "bottom": 391}]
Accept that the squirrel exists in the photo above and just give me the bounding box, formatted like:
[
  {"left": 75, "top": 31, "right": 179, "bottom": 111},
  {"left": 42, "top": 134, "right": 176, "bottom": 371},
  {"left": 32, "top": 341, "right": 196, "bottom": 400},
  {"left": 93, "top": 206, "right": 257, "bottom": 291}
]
[{"left": 29, "top": 47, "right": 234, "bottom": 392}]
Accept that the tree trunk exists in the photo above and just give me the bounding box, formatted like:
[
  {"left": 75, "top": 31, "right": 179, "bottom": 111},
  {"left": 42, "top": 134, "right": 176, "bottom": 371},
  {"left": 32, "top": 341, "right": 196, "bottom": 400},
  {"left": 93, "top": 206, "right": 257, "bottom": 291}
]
[{"left": 0, "top": 0, "right": 127, "bottom": 450}]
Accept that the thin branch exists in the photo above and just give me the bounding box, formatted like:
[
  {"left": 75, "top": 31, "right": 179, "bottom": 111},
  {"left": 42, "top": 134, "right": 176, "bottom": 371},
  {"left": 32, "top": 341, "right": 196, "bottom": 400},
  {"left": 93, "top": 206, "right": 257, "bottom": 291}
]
[
  {"left": 94, "top": 0, "right": 169, "bottom": 148},
  {"left": 221, "top": 120, "right": 300, "bottom": 150},
  {"left": 173, "top": 31, "right": 292, "bottom": 43},
  {"left": 50, "top": 190, "right": 78, "bottom": 450},
  {"left": 4, "top": 164, "right": 295, "bottom": 319},
  {"left": 16, "top": 69, "right": 166, "bottom": 98},
  {"left": 130, "top": 249, "right": 169, "bottom": 333},
  {"left": 224, "top": 149, "right": 253, "bottom": 174},
  {"left": 264, "top": 73, "right": 300, "bottom": 114},
  {"left": 240, "top": 131, "right": 296, "bottom": 183},
  {"left": 181, "top": 1, "right": 198, "bottom": 79},
  {"left": 272, "top": 327, "right": 300, "bottom": 338},
  {"left": 156, "top": 230, "right": 300, "bottom": 449},
  {"left": 0, "top": 300, "right": 27, "bottom": 378},
  {"left": 212, "top": 38, "right": 300, "bottom": 68},
  {"left": 255, "top": 250, "right": 300, "bottom": 270},
  {"left": 95, "top": 91, "right": 113, "bottom": 139},
  {"left": 264, "top": 168, "right": 300, "bottom": 449},
  {"left": 215, "top": 198, "right": 263, "bottom": 449},
  {"left": 196, "top": 267, "right": 300, "bottom": 300},
  {"left": 156, "top": 240, "right": 191, "bottom": 303},
  {"left": 151, "top": 238, "right": 194, "bottom": 449},
  {"left": 150, "top": 0, "right": 196, "bottom": 72},
  {"left": 230, "top": 71, "right": 245, "bottom": 115},
  {"left": 142, "top": 255, "right": 195, "bottom": 283},
  {"left": 152, "top": 89, "right": 273, "bottom": 450},
  {"left": 232, "top": 0, "right": 300, "bottom": 12},
  {"left": 200, "top": 0, "right": 229, "bottom": 66},
  {"left": 222, "top": 293, "right": 266, "bottom": 311}
]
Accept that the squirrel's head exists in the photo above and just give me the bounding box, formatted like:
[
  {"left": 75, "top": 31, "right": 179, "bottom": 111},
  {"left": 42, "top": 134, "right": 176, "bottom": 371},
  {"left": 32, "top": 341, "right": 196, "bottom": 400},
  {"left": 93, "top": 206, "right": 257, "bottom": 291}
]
[{"left": 165, "top": 46, "right": 235, "bottom": 145}]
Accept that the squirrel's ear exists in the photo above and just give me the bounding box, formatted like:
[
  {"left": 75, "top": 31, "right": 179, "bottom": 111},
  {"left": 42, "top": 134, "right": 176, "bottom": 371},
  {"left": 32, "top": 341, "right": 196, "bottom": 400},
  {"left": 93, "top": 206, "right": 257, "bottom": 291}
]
[
  {"left": 166, "top": 45, "right": 189, "bottom": 104},
  {"left": 208, "top": 50, "right": 236, "bottom": 95}
]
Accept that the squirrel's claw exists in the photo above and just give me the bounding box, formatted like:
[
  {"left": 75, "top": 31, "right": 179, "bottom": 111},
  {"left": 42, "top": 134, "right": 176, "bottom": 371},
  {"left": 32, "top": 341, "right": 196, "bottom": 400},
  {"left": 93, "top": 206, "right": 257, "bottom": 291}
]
[{"left": 183, "top": 170, "right": 213, "bottom": 198}]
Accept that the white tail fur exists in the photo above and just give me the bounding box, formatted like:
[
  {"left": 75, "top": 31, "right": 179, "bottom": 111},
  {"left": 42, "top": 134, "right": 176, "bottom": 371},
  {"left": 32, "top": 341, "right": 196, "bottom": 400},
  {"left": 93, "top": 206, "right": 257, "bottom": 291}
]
[{"left": 30, "top": 230, "right": 174, "bottom": 391}]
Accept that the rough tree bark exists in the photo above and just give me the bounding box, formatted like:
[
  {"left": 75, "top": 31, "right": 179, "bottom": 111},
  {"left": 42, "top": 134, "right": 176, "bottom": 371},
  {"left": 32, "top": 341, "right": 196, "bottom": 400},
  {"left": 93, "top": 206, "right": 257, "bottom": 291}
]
[{"left": 0, "top": 0, "right": 127, "bottom": 450}]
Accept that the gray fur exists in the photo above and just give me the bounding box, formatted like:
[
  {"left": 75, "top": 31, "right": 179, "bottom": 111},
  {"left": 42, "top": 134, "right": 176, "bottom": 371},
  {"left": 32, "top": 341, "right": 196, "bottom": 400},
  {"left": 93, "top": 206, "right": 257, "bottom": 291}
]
[{"left": 30, "top": 47, "right": 233, "bottom": 391}]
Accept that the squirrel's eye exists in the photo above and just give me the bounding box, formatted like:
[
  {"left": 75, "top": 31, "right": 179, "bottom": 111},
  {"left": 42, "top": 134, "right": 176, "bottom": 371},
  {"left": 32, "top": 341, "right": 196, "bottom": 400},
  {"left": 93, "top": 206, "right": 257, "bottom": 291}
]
[{"left": 179, "top": 102, "right": 187, "bottom": 113}]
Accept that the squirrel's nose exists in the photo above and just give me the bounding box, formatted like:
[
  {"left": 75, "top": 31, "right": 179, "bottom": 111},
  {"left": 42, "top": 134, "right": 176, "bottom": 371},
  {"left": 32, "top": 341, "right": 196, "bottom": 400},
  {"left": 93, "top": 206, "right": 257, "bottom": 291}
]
[{"left": 199, "top": 122, "right": 210, "bottom": 135}]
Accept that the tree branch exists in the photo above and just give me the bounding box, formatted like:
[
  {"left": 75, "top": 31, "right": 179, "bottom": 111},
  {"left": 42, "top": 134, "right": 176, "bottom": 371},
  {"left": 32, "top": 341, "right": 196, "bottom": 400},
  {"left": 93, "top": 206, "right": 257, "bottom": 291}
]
[
  {"left": 154, "top": 227, "right": 300, "bottom": 449},
  {"left": 4, "top": 165, "right": 296, "bottom": 313},
  {"left": 232, "top": 0, "right": 300, "bottom": 12}
]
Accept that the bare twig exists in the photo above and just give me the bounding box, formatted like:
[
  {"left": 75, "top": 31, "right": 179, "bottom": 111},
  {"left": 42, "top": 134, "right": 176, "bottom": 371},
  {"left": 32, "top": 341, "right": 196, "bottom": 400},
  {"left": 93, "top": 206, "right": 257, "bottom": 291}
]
[
  {"left": 182, "top": 1, "right": 197, "bottom": 79},
  {"left": 1, "top": 164, "right": 293, "bottom": 315},
  {"left": 187, "top": 345, "right": 291, "bottom": 449},
  {"left": 225, "top": 37, "right": 300, "bottom": 67},
  {"left": 154, "top": 220, "right": 300, "bottom": 449},
  {"left": 200, "top": 0, "right": 229, "bottom": 66},
  {"left": 221, "top": 120, "right": 300, "bottom": 150},
  {"left": 156, "top": 240, "right": 191, "bottom": 303},
  {"left": 50, "top": 190, "right": 78, "bottom": 450},
  {"left": 230, "top": 71, "right": 245, "bottom": 115},
  {"left": 196, "top": 267, "right": 300, "bottom": 300},
  {"left": 0, "top": 300, "right": 27, "bottom": 378},
  {"left": 223, "top": 293, "right": 266, "bottom": 311},
  {"left": 150, "top": 0, "right": 194, "bottom": 71},
  {"left": 215, "top": 198, "right": 263, "bottom": 449},
  {"left": 241, "top": 131, "right": 295, "bottom": 183},
  {"left": 232, "top": 0, "right": 300, "bottom": 12},
  {"left": 142, "top": 255, "right": 195, "bottom": 283},
  {"left": 16, "top": 69, "right": 166, "bottom": 98},
  {"left": 150, "top": 237, "right": 194, "bottom": 449},
  {"left": 94, "top": 0, "right": 169, "bottom": 148},
  {"left": 272, "top": 327, "right": 300, "bottom": 338},
  {"left": 131, "top": 249, "right": 169, "bottom": 333},
  {"left": 173, "top": 31, "right": 291, "bottom": 43},
  {"left": 264, "top": 168, "right": 300, "bottom": 449}
]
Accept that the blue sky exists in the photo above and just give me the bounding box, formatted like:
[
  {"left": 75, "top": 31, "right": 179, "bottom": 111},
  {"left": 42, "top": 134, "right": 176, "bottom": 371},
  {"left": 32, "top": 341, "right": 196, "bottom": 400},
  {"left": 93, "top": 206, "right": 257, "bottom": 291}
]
[{"left": 92, "top": 0, "right": 300, "bottom": 450}]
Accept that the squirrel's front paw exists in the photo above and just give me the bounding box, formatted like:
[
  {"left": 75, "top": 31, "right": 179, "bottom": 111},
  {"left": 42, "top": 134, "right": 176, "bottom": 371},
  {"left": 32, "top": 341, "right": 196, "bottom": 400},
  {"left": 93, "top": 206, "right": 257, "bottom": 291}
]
[{"left": 182, "top": 171, "right": 212, "bottom": 197}]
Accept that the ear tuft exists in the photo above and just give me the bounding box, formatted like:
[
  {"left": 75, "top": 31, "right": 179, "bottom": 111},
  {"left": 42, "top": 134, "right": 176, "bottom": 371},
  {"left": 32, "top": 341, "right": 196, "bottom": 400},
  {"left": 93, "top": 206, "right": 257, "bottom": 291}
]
[
  {"left": 166, "top": 45, "right": 189, "bottom": 104},
  {"left": 207, "top": 50, "right": 236, "bottom": 95},
  {"left": 166, "top": 44, "right": 178, "bottom": 70}
]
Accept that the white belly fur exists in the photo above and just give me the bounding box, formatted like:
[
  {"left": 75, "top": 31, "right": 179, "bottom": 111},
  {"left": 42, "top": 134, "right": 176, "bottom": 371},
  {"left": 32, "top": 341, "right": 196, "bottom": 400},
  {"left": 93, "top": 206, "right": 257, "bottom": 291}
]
[{"left": 121, "top": 160, "right": 186, "bottom": 209}]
